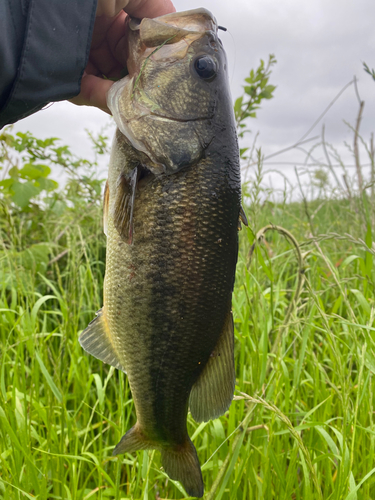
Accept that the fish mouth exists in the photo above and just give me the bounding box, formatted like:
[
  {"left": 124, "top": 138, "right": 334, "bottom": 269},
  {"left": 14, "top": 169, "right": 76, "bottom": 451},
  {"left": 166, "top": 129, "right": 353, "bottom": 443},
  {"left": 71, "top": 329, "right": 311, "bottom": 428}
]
[
  {"left": 148, "top": 112, "right": 214, "bottom": 123},
  {"left": 129, "top": 8, "right": 218, "bottom": 48}
]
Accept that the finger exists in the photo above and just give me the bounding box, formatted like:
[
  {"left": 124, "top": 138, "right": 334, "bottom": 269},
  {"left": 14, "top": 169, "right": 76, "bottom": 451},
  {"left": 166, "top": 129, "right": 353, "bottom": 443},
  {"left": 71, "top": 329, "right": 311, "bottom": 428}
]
[
  {"left": 84, "top": 60, "right": 102, "bottom": 77},
  {"left": 107, "top": 0, "right": 175, "bottom": 65},
  {"left": 93, "top": 0, "right": 175, "bottom": 49},
  {"left": 96, "top": 0, "right": 175, "bottom": 18},
  {"left": 90, "top": 15, "right": 118, "bottom": 49},
  {"left": 90, "top": 37, "right": 122, "bottom": 77},
  {"left": 123, "top": 0, "right": 176, "bottom": 18},
  {"left": 103, "top": 11, "right": 129, "bottom": 68},
  {"left": 70, "top": 74, "right": 113, "bottom": 113},
  {"left": 89, "top": 13, "right": 128, "bottom": 76},
  {"left": 96, "top": 0, "right": 128, "bottom": 17}
]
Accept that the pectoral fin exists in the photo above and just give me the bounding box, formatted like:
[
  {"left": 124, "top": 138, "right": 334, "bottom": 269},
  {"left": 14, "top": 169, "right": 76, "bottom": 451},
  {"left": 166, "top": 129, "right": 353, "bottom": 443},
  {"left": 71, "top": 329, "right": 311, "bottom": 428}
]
[
  {"left": 189, "top": 310, "right": 235, "bottom": 422},
  {"left": 112, "top": 167, "right": 139, "bottom": 244},
  {"left": 79, "top": 309, "right": 126, "bottom": 373},
  {"left": 238, "top": 205, "right": 248, "bottom": 231}
]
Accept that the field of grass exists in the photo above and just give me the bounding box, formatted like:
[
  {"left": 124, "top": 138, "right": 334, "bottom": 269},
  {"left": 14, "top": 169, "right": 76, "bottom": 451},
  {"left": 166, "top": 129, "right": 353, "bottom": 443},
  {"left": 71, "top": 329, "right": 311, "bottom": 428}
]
[
  {"left": 2, "top": 67, "right": 375, "bottom": 500},
  {"left": 2, "top": 133, "right": 375, "bottom": 500}
]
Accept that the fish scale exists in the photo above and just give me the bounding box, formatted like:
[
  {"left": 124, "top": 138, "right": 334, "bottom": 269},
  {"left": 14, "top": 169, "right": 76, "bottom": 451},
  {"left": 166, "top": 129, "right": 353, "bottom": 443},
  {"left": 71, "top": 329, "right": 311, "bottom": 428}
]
[{"left": 107, "top": 147, "right": 238, "bottom": 456}]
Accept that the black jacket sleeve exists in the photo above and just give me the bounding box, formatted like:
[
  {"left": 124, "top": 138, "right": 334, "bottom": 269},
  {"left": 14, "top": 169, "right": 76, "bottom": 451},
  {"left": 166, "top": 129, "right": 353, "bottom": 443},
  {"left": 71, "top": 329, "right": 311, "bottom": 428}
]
[{"left": 0, "top": 0, "right": 97, "bottom": 129}]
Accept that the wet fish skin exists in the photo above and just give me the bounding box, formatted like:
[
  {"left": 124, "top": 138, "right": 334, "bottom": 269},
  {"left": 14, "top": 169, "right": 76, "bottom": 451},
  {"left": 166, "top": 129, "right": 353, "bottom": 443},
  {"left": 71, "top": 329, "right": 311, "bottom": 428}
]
[
  {"left": 80, "top": 8, "right": 243, "bottom": 498},
  {"left": 108, "top": 9, "right": 223, "bottom": 176}
]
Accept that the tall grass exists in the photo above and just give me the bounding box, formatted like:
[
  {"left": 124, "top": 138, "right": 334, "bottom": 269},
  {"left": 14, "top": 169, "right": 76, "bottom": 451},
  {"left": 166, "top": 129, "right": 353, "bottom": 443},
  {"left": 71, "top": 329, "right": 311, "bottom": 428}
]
[
  {"left": 2, "top": 91, "right": 375, "bottom": 498},
  {"left": 2, "top": 162, "right": 375, "bottom": 499}
]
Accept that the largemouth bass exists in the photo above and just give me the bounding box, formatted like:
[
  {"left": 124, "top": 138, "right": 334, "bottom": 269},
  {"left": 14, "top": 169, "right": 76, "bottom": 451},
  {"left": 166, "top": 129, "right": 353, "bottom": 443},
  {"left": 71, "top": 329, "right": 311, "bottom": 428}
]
[{"left": 79, "top": 8, "right": 246, "bottom": 498}]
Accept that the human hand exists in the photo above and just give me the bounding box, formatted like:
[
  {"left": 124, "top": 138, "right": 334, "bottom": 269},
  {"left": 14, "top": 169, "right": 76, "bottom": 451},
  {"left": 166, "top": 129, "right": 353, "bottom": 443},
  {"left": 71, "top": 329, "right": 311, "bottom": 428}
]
[{"left": 70, "top": 0, "right": 176, "bottom": 113}]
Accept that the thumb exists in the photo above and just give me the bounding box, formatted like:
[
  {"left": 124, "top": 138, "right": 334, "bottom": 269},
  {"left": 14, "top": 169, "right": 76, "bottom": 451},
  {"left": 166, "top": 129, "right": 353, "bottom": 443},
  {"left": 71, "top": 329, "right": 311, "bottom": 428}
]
[{"left": 69, "top": 73, "right": 114, "bottom": 114}]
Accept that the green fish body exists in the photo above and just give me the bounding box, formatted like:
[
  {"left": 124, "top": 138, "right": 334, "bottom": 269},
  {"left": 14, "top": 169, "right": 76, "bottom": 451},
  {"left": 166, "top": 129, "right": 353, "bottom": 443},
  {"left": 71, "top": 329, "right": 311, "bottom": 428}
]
[{"left": 80, "top": 8, "right": 246, "bottom": 497}]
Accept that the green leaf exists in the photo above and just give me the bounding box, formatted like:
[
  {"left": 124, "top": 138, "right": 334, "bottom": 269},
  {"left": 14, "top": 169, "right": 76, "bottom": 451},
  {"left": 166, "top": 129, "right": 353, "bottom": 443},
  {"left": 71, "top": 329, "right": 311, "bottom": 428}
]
[
  {"left": 31, "top": 295, "right": 57, "bottom": 328},
  {"left": 93, "top": 373, "right": 105, "bottom": 409},
  {"left": 244, "top": 85, "right": 256, "bottom": 96},
  {"left": 36, "top": 138, "right": 58, "bottom": 148},
  {"left": 19, "top": 243, "right": 51, "bottom": 271},
  {"left": 11, "top": 180, "right": 40, "bottom": 208},
  {"left": 234, "top": 96, "right": 243, "bottom": 115},
  {"left": 348, "top": 472, "right": 357, "bottom": 500},
  {"left": 315, "top": 426, "right": 340, "bottom": 457},
  {"left": 266, "top": 84, "right": 276, "bottom": 92},
  {"left": 191, "top": 421, "right": 209, "bottom": 440},
  {"left": 331, "top": 295, "right": 342, "bottom": 315},
  {"left": 0, "top": 178, "right": 14, "bottom": 189},
  {"left": 365, "top": 224, "right": 373, "bottom": 275},
  {"left": 350, "top": 289, "right": 371, "bottom": 317},
  {"left": 240, "top": 147, "right": 249, "bottom": 159},
  {"left": 19, "top": 163, "right": 50, "bottom": 180},
  {"left": 8, "top": 166, "right": 19, "bottom": 178},
  {"left": 344, "top": 467, "right": 375, "bottom": 500},
  {"left": 0, "top": 479, "right": 37, "bottom": 499},
  {"left": 50, "top": 199, "right": 67, "bottom": 216},
  {"left": 35, "top": 351, "right": 63, "bottom": 403},
  {"left": 363, "top": 350, "right": 375, "bottom": 374},
  {"left": 260, "top": 89, "right": 273, "bottom": 99},
  {"left": 35, "top": 177, "right": 58, "bottom": 191},
  {"left": 256, "top": 245, "right": 273, "bottom": 281},
  {"left": 301, "top": 397, "right": 331, "bottom": 425},
  {"left": 341, "top": 255, "right": 360, "bottom": 269},
  {"left": 269, "top": 448, "right": 286, "bottom": 490}
]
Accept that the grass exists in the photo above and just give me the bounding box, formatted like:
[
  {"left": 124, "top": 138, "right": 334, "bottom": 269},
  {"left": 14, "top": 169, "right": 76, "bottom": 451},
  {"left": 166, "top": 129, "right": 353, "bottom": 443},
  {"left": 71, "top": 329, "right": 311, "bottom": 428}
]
[
  {"left": 1, "top": 130, "right": 375, "bottom": 499},
  {"left": 2, "top": 183, "right": 375, "bottom": 500}
]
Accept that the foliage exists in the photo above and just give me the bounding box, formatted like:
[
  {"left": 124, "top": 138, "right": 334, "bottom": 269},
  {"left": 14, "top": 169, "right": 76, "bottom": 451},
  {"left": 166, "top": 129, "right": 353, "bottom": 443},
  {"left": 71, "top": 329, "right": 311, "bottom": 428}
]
[
  {"left": 0, "top": 131, "right": 59, "bottom": 209},
  {"left": 2, "top": 157, "right": 375, "bottom": 499},
  {"left": 363, "top": 62, "right": 375, "bottom": 81},
  {"left": 234, "top": 54, "right": 277, "bottom": 159},
  {"left": 0, "top": 129, "right": 108, "bottom": 212},
  {"left": 311, "top": 168, "right": 329, "bottom": 189}
]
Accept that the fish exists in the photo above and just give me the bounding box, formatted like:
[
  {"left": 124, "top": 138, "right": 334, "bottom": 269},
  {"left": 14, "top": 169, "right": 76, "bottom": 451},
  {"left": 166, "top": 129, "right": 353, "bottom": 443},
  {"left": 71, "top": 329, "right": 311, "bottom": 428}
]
[{"left": 79, "top": 8, "right": 247, "bottom": 498}]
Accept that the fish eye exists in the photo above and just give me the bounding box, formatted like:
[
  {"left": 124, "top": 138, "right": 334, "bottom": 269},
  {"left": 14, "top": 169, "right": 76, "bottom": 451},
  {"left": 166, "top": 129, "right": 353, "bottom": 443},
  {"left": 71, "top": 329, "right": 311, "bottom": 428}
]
[{"left": 193, "top": 55, "right": 217, "bottom": 80}]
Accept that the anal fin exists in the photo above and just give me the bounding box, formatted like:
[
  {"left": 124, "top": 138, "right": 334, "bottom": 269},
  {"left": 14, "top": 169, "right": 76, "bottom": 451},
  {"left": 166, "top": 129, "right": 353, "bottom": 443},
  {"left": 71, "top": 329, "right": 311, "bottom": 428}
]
[
  {"left": 112, "top": 423, "right": 152, "bottom": 455},
  {"left": 112, "top": 167, "right": 139, "bottom": 244},
  {"left": 79, "top": 309, "right": 126, "bottom": 372},
  {"left": 189, "top": 309, "right": 235, "bottom": 422}
]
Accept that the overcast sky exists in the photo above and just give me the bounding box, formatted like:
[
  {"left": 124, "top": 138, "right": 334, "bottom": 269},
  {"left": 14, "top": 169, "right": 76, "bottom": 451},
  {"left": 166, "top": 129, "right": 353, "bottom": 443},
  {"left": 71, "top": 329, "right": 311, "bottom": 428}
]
[{"left": 10, "top": 0, "right": 375, "bottom": 193}]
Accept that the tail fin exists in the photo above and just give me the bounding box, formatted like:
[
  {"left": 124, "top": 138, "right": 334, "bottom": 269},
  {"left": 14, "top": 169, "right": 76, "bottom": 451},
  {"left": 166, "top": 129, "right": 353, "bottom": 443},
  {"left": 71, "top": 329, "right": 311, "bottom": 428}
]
[
  {"left": 113, "top": 425, "right": 203, "bottom": 497},
  {"left": 161, "top": 440, "right": 204, "bottom": 498},
  {"left": 112, "top": 424, "right": 152, "bottom": 455}
]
